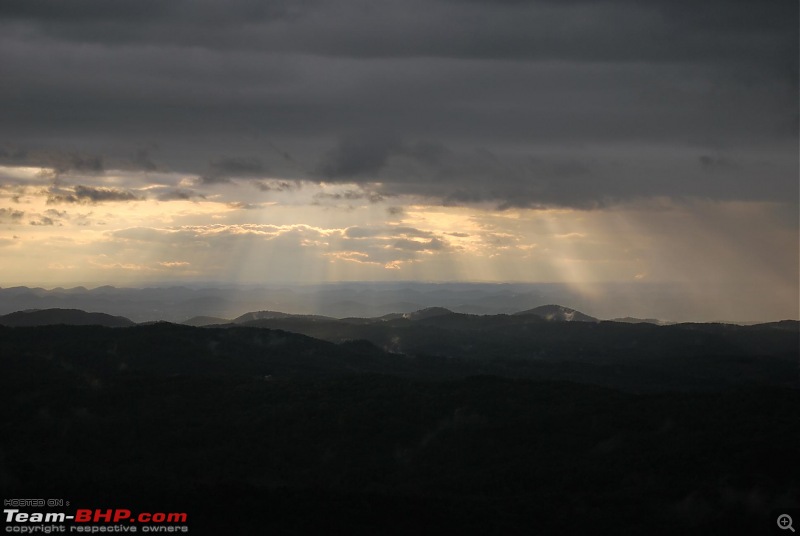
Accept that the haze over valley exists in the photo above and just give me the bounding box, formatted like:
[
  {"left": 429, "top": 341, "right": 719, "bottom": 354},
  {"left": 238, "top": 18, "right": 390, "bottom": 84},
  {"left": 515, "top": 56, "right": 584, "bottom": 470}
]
[{"left": 1, "top": 282, "right": 796, "bottom": 325}]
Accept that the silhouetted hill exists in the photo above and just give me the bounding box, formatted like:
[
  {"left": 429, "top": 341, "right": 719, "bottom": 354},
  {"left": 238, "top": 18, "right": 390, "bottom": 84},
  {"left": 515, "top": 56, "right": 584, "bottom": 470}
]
[
  {"left": 0, "top": 319, "right": 796, "bottom": 391},
  {"left": 200, "top": 314, "right": 800, "bottom": 391},
  {"left": 374, "top": 307, "right": 454, "bottom": 321},
  {"left": 233, "top": 310, "right": 334, "bottom": 323},
  {"left": 514, "top": 304, "right": 598, "bottom": 322},
  {"left": 0, "top": 323, "right": 413, "bottom": 380},
  {"left": 182, "top": 315, "right": 232, "bottom": 326},
  {"left": 0, "top": 308, "right": 134, "bottom": 327},
  {"left": 748, "top": 320, "right": 800, "bottom": 331},
  {"left": 610, "top": 316, "right": 667, "bottom": 325},
  {"left": 404, "top": 307, "right": 454, "bottom": 320},
  {"left": 2, "top": 314, "right": 799, "bottom": 534}
]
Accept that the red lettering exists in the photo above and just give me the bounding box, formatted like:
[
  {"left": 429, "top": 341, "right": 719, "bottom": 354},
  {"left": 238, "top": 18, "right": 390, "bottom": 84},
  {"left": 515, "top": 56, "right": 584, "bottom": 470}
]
[
  {"left": 75, "top": 509, "right": 92, "bottom": 522},
  {"left": 94, "top": 509, "right": 114, "bottom": 522}
]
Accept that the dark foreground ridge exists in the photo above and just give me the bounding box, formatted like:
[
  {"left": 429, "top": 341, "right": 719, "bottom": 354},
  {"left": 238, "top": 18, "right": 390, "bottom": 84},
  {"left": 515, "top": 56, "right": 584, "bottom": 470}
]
[
  {"left": 2, "top": 315, "right": 798, "bottom": 534},
  {"left": 0, "top": 308, "right": 135, "bottom": 327},
  {"left": 0, "top": 318, "right": 797, "bottom": 390}
]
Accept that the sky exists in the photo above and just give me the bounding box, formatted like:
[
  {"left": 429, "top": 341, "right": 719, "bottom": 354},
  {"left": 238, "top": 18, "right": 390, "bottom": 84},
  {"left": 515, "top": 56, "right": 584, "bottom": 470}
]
[{"left": 0, "top": 0, "right": 797, "bottom": 321}]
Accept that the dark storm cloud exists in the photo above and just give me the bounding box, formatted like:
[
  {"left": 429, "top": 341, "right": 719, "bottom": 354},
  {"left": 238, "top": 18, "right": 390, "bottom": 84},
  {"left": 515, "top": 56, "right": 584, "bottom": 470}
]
[
  {"left": 46, "top": 185, "right": 140, "bottom": 204},
  {"left": 0, "top": 145, "right": 29, "bottom": 165},
  {"left": 73, "top": 185, "right": 138, "bottom": 203},
  {"left": 1, "top": 0, "right": 790, "bottom": 64},
  {"left": 49, "top": 154, "right": 104, "bottom": 176},
  {"left": 155, "top": 189, "right": 206, "bottom": 202},
  {"left": 253, "top": 180, "right": 296, "bottom": 192},
  {"left": 0, "top": 0, "right": 796, "bottom": 208},
  {"left": 318, "top": 137, "right": 402, "bottom": 179},
  {"left": 200, "top": 157, "right": 267, "bottom": 184},
  {"left": 313, "top": 138, "right": 793, "bottom": 209},
  {"left": 314, "top": 190, "right": 385, "bottom": 204},
  {"left": 698, "top": 155, "right": 735, "bottom": 171},
  {"left": 0, "top": 148, "right": 105, "bottom": 177},
  {"left": 319, "top": 137, "right": 449, "bottom": 179},
  {"left": 131, "top": 147, "right": 159, "bottom": 172}
]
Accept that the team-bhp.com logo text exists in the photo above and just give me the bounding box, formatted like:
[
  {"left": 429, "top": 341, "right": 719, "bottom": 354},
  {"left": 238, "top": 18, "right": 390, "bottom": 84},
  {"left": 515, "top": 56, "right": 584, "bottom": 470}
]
[{"left": 5, "top": 508, "right": 189, "bottom": 532}]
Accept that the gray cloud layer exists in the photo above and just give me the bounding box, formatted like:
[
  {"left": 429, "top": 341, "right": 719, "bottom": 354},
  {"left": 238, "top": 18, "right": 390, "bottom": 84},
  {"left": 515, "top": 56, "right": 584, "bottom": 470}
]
[{"left": 0, "top": 0, "right": 796, "bottom": 208}]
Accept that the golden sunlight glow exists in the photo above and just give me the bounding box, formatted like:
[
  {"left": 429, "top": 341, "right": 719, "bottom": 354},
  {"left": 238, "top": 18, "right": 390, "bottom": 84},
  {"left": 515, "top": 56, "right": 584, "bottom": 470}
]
[{"left": 0, "top": 168, "right": 797, "bottom": 322}]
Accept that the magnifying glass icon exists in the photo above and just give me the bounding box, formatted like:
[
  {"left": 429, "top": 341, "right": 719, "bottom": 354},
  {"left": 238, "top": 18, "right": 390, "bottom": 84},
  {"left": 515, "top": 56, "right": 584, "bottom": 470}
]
[{"left": 778, "top": 514, "right": 795, "bottom": 532}]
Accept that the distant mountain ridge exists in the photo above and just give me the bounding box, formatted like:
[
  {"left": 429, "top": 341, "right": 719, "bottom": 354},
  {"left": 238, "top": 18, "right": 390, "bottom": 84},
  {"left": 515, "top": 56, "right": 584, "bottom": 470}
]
[
  {"left": 2, "top": 283, "right": 795, "bottom": 323},
  {"left": 0, "top": 304, "right": 599, "bottom": 328},
  {"left": 233, "top": 310, "right": 334, "bottom": 323},
  {"left": 211, "top": 305, "right": 592, "bottom": 325},
  {"left": 610, "top": 316, "right": 670, "bottom": 325},
  {"left": 0, "top": 314, "right": 796, "bottom": 392},
  {"left": 3, "top": 305, "right": 793, "bottom": 335},
  {"left": 514, "top": 304, "right": 597, "bottom": 322},
  {"left": 403, "top": 307, "right": 455, "bottom": 320},
  {"left": 0, "top": 308, "right": 134, "bottom": 327},
  {"left": 376, "top": 307, "right": 455, "bottom": 321},
  {"left": 182, "top": 315, "right": 231, "bottom": 327}
]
